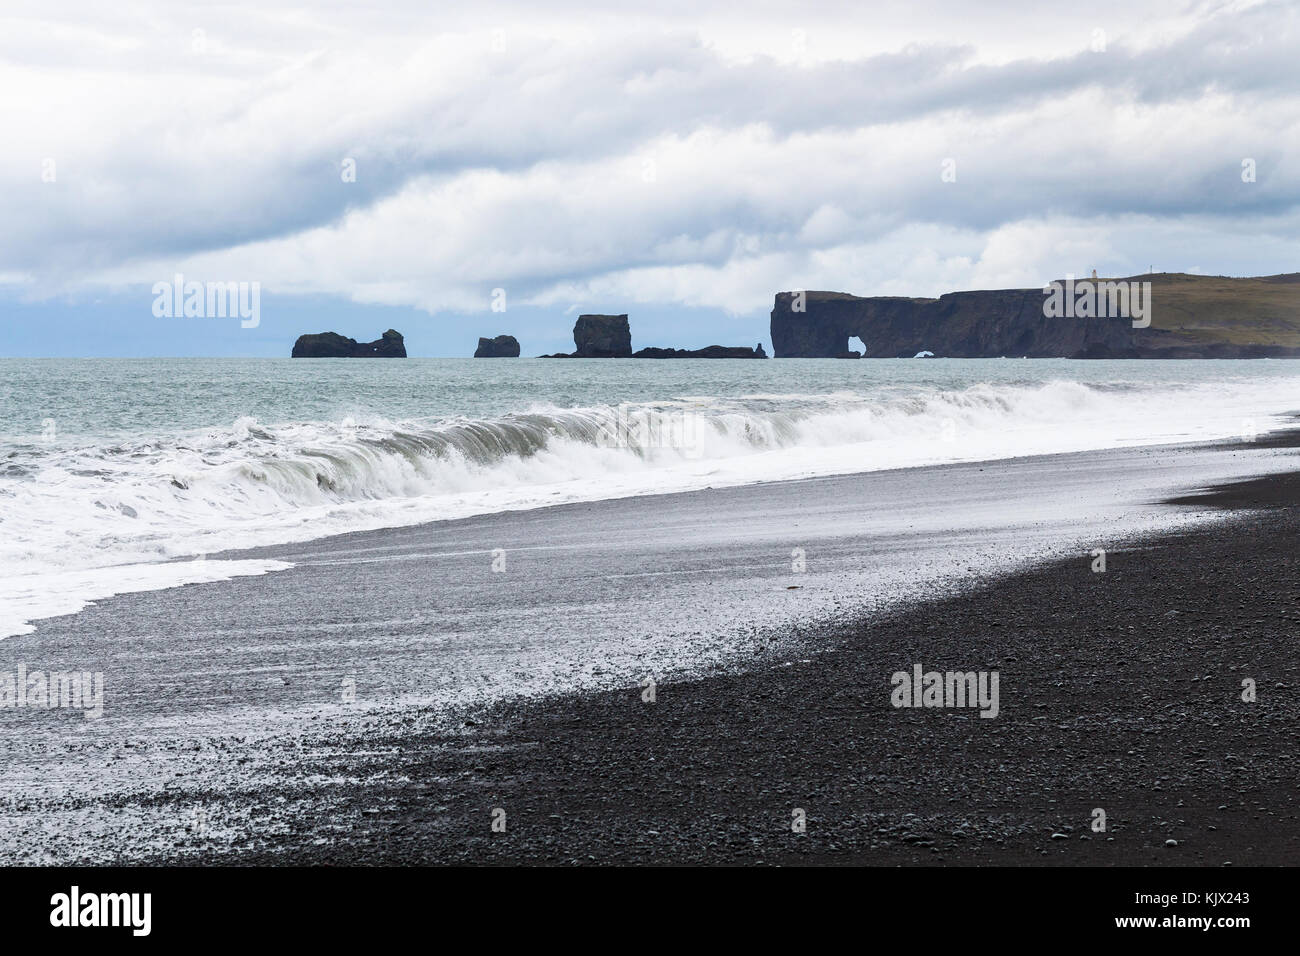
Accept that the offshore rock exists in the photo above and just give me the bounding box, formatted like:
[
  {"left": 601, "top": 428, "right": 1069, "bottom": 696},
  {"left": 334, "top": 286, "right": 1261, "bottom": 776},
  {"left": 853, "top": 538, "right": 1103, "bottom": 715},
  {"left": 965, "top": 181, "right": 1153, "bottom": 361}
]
[
  {"left": 474, "top": 335, "right": 520, "bottom": 357},
  {"left": 292, "top": 329, "right": 406, "bottom": 358}
]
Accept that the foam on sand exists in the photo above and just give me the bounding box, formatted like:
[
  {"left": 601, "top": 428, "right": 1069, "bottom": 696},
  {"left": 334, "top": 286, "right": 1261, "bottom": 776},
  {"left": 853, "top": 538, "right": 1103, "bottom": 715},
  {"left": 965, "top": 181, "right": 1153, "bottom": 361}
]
[{"left": 0, "top": 559, "right": 292, "bottom": 639}]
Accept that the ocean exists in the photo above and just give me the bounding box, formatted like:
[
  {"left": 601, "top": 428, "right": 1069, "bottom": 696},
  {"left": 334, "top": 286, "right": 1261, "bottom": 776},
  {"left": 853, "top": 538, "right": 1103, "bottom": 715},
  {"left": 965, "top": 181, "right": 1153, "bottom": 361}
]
[{"left": 2, "top": 357, "right": 1298, "bottom": 638}]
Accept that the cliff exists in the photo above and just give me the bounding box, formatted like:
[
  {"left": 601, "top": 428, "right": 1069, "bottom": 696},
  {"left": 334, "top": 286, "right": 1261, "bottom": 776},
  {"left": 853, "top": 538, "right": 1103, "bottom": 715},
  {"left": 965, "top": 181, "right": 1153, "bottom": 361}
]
[
  {"left": 292, "top": 329, "right": 406, "bottom": 358},
  {"left": 770, "top": 274, "right": 1300, "bottom": 358},
  {"left": 474, "top": 335, "right": 520, "bottom": 357}
]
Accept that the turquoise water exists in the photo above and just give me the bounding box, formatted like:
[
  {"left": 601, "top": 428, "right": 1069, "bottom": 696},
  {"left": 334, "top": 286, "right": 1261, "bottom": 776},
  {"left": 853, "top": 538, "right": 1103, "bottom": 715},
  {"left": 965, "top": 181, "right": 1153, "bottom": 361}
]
[
  {"left": 4, "top": 357, "right": 1300, "bottom": 440},
  {"left": 1, "top": 356, "right": 1299, "bottom": 639}
]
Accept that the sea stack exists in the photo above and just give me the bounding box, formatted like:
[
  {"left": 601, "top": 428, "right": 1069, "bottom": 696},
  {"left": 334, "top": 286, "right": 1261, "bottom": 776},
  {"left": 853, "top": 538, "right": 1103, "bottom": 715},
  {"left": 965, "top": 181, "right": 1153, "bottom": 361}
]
[
  {"left": 292, "top": 329, "right": 407, "bottom": 357},
  {"left": 541, "top": 314, "right": 767, "bottom": 357},
  {"left": 474, "top": 335, "right": 521, "bottom": 357},
  {"left": 572, "top": 314, "right": 633, "bottom": 357}
]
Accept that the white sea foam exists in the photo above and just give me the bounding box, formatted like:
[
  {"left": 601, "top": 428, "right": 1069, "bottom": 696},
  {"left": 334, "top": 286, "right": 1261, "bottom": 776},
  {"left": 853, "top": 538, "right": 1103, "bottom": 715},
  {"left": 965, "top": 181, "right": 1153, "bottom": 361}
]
[
  {"left": 0, "top": 376, "right": 1295, "bottom": 637},
  {"left": 0, "top": 559, "right": 293, "bottom": 638}
]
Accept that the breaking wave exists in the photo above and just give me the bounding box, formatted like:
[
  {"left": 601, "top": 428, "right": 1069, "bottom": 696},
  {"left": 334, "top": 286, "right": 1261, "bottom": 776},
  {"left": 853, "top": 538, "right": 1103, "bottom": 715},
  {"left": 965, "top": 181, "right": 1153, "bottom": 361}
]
[{"left": 0, "top": 377, "right": 1294, "bottom": 636}]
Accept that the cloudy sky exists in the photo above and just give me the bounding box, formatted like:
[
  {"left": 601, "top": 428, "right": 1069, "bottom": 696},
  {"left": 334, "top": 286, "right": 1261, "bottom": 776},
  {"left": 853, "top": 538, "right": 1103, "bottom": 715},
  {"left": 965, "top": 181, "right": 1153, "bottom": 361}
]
[{"left": 2, "top": 0, "right": 1296, "bottom": 355}]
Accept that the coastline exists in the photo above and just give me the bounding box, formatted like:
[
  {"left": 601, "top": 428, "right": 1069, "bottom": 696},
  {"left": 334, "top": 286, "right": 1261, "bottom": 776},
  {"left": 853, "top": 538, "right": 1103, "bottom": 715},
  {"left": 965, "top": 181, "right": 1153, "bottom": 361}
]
[
  {"left": 221, "top": 454, "right": 1300, "bottom": 866},
  {"left": 1, "top": 432, "right": 1298, "bottom": 864},
  {"left": 6, "top": 358, "right": 1299, "bottom": 643}
]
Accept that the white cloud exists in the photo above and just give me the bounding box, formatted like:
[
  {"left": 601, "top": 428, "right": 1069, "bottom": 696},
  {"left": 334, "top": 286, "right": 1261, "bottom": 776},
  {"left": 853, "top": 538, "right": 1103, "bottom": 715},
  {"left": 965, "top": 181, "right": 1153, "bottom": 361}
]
[{"left": 2, "top": 0, "right": 1297, "bottom": 319}]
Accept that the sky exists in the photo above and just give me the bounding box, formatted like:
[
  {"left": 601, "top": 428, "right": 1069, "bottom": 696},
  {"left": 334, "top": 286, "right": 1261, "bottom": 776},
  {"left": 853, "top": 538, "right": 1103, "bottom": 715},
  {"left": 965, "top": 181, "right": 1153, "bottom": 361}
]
[{"left": 1, "top": 0, "right": 1297, "bottom": 356}]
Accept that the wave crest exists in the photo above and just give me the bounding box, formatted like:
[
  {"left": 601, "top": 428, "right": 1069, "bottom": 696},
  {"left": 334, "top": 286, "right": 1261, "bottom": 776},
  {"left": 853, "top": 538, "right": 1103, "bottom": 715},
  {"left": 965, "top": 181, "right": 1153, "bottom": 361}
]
[{"left": 0, "top": 379, "right": 1290, "bottom": 584}]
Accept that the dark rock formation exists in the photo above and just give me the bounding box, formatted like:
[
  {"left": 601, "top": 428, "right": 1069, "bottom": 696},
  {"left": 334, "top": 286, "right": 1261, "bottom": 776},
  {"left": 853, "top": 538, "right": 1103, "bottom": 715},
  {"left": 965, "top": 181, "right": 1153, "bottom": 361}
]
[
  {"left": 632, "top": 345, "right": 766, "bottom": 358},
  {"left": 540, "top": 315, "right": 632, "bottom": 357},
  {"left": 771, "top": 290, "right": 1136, "bottom": 358},
  {"left": 541, "top": 314, "right": 767, "bottom": 358},
  {"left": 572, "top": 314, "right": 632, "bottom": 357},
  {"left": 474, "top": 335, "right": 520, "bottom": 357},
  {"left": 292, "top": 329, "right": 406, "bottom": 358},
  {"left": 771, "top": 274, "right": 1300, "bottom": 358}
]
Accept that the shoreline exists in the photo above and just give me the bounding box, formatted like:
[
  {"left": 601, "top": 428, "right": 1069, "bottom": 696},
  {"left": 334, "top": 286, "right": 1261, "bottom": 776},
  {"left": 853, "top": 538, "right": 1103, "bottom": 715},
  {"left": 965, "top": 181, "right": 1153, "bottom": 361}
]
[
  {"left": 211, "top": 456, "right": 1300, "bottom": 866},
  {"left": 1, "top": 432, "right": 1298, "bottom": 864},
  {"left": 6, "top": 365, "right": 1300, "bottom": 643}
]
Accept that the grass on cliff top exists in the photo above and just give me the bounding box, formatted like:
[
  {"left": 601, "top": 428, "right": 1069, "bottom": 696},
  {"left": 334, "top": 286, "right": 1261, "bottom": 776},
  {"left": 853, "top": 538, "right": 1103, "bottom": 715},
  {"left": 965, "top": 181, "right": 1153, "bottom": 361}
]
[{"left": 1129, "top": 273, "right": 1300, "bottom": 345}]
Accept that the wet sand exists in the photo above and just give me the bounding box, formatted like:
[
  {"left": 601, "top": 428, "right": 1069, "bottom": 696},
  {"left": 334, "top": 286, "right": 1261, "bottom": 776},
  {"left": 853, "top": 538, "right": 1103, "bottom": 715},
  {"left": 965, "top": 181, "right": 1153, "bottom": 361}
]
[
  {"left": 211, "top": 451, "right": 1300, "bottom": 865},
  {"left": 1, "top": 434, "right": 1297, "bottom": 864}
]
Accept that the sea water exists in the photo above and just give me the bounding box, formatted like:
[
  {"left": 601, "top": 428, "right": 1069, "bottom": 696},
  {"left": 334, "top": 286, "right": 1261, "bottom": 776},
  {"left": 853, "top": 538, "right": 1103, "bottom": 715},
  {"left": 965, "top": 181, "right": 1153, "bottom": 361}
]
[{"left": 1, "top": 357, "right": 1298, "bottom": 636}]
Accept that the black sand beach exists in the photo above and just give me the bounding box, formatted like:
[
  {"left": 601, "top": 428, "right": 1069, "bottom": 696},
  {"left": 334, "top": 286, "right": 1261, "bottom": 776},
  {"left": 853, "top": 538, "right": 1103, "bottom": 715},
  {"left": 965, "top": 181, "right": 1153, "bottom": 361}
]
[
  {"left": 2, "top": 435, "right": 1298, "bottom": 866},
  {"left": 210, "top": 453, "right": 1300, "bottom": 866}
]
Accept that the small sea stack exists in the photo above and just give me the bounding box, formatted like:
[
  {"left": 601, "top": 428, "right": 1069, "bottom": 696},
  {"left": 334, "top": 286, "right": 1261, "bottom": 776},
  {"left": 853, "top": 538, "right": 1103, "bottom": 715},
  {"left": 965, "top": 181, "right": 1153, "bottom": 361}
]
[
  {"left": 292, "top": 329, "right": 407, "bottom": 358},
  {"left": 542, "top": 315, "right": 767, "bottom": 357},
  {"left": 474, "top": 335, "right": 521, "bottom": 357}
]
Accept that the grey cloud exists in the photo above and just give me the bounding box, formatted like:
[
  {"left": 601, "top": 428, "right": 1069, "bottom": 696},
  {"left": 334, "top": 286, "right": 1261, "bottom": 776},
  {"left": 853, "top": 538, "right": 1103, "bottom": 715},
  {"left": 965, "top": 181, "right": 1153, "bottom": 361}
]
[{"left": 0, "top": 0, "right": 1296, "bottom": 300}]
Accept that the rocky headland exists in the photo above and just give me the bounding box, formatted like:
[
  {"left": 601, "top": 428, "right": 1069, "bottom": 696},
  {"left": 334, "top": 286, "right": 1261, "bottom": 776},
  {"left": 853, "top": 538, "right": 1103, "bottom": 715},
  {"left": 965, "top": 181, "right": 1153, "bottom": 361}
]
[{"left": 770, "top": 273, "right": 1300, "bottom": 358}]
